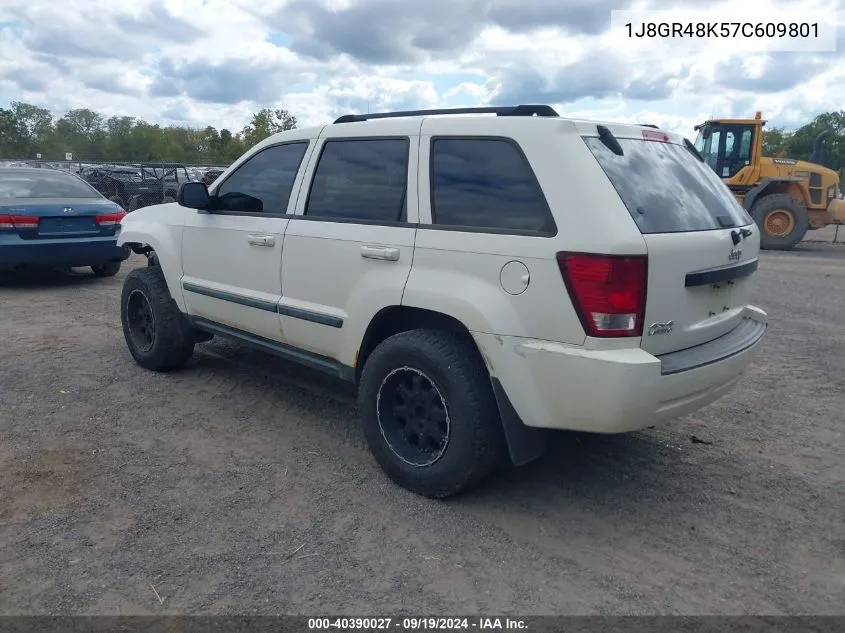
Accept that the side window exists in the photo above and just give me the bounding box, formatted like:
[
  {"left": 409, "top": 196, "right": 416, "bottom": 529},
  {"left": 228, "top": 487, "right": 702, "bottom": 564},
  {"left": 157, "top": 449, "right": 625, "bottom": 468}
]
[
  {"left": 738, "top": 129, "right": 752, "bottom": 160},
  {"left": 215, "top": 142, "right": 309, "bottom": 214},
  {"left": 305, "top": 138, "right": 409, "bottom": 222},
  {"left": 430, "top": 138, "right": 552, "bottom": 232}
]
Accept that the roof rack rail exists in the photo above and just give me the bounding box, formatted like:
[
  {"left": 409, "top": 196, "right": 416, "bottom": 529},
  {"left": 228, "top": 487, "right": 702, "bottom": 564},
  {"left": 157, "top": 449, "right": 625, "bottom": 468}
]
[
  {"left": 333, "top": 104, "right": 559, "bottom": 124},
  {"left": 639, "top": 124, "right": 660, "bottom": 128}
]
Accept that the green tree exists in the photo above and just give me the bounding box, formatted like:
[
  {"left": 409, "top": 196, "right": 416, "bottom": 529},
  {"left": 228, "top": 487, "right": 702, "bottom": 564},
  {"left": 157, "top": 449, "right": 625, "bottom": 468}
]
[
  {"left": 7, "top": 101, "right": 54, "bottom": 157},
  {"left": 0, "top": 108, "right": 23, "bottom": 156},
  {"left": 783, "top": 111, "right": 845, "bottom": 171},
  {"left": 53, "top": 108, "right": 107, "bottom": 159},
  {"left": 762, "top": 127, "right": 790, "bottom": 157},
  {"left": 239, "top": 107, "right": 297, "bottom": 148}
]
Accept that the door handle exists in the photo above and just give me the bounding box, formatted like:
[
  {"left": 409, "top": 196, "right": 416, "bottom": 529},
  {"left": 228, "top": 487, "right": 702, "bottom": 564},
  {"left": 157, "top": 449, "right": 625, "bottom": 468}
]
[
  {"left": 360, "top": 245, "right": 400, "bottom": 261},
  {"left": 247, "top": 234, "right": 275, "bottom": 247}
]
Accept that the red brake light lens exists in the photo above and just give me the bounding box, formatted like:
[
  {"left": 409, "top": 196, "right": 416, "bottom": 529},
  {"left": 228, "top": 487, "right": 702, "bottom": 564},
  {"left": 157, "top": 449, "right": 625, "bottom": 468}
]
[
  {"left": 642, "top": 129, "right": 671, "bottom": 142},
  {"left": 557, "top": 252, "right": 648, "bottom": 338},
  {"left": 95, "top": 211, "right": 127, "bottom": 225},
  {"left": 0, "top": 215, "right": 40, "bottom": 229}
]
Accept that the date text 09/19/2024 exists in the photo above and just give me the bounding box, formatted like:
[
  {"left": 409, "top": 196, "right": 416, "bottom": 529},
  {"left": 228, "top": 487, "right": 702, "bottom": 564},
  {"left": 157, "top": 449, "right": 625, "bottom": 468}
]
[
  {"left": 624, "top": 22, "right": 819, "bottom": 38},
  {"left": 307, "top": 617, "right": 528, "bottom": 630}
]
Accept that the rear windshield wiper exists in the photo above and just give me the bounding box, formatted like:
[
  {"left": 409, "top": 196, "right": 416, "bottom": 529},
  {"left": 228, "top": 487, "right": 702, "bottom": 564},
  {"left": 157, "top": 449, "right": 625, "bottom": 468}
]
[
  {"left": 596, "top": 125, "right": 624, "bottom": 156},
  {"left": 684, "top": 138, "right": 704, "bottom": 162}
]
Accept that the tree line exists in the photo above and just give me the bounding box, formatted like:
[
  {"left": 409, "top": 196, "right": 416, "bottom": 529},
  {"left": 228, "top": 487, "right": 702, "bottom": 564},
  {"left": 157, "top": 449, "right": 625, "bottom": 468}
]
[
  {"left": 1, "top": 101, "right": 844, "bottom": 176},
  {"left": 0, "top": 102, "right": 297, "bottom": 165}
]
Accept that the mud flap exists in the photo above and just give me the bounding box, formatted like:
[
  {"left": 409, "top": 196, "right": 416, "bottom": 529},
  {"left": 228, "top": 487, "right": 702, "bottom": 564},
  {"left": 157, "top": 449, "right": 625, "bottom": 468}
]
[{"left": 491, "top": 377, "right": 548, "bottom": 466}]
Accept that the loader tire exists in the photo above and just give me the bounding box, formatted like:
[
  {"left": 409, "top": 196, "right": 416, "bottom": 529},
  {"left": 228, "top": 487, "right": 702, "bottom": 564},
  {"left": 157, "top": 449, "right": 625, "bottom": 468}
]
[{"left": 751, "top": 193, "right": 808, "bottom": 251}]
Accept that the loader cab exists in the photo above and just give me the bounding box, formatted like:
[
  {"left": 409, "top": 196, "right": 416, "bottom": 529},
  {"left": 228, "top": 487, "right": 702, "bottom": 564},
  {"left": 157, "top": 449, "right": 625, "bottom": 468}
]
[{"left": 693, "top": 121, "right": 758, "bottom": 181}]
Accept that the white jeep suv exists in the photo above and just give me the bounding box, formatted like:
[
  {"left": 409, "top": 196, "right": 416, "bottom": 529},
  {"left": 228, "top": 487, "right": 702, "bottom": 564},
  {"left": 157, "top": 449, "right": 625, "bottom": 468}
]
[{"left": 117, "top": 105, "right": 767, "bottom": 498}]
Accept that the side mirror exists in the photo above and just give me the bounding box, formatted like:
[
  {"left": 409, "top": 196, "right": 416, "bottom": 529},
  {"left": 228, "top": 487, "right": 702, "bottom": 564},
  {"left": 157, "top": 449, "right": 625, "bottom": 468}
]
[{"left": 178, "top": 182, "right": 211, "bottom": 209}]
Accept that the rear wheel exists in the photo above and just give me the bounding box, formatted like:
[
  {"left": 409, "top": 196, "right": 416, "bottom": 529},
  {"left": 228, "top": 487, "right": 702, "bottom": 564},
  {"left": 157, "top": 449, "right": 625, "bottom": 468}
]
[
  {"left": 92, "top": 261, "right": 121, "bottom": 277},
  {"left": 357, "top": 329, "right": 505, "bottom": 498},
  {"left": 751, "top": 193, "right": 808, "bottom": 250},
  {"left": 120, "top": 266, "right": 195, "bottom": 371},
  {"left": 108, "top": 195, "right": 124, "bottom": 208}
]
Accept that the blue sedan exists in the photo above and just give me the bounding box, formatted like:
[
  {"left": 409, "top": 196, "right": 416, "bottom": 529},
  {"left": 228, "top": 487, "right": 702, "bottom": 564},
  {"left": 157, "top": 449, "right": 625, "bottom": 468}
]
[{"left": 0, "top": 167, "right": 131, "bottom": 276}]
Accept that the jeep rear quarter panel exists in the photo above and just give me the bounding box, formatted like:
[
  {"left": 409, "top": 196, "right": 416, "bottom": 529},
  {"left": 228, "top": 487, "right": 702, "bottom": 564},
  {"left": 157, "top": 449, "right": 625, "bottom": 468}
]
[{"left": 402, "top": 116, "right": 648, "bottom": 351}]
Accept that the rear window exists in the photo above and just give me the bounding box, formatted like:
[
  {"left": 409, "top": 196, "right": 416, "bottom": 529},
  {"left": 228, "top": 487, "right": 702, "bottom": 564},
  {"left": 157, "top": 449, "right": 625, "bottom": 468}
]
[
  {"left": 0, "top": 170, "right": 101, "bottom": 199},
  {"left": 583, "top": 136, "right": 752, "bottom": 234}
]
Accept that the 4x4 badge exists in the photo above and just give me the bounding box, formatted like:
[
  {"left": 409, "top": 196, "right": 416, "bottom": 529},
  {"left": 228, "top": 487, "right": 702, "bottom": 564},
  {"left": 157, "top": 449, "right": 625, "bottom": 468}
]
[
  {"left": 648, "top": 320, "right": 674, "bottom": 336},
  {"left": 728, "top": 249, "right": 742, "bottom": 261}
]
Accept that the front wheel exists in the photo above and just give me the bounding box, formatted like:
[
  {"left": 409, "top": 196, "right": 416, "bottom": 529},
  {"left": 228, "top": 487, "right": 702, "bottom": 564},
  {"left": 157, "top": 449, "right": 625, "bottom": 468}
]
[
  {"left": 751, "top": 193, "right": 808, "bottom": 250},
  {"left": 357, "top": 329, "right": 506, "bottom": 498},
  {"left": 120, "top": 266, "right": 195, "bottom": 372},
  {"left": 92, "top": 261, "right": 121, "bottom": 277}
]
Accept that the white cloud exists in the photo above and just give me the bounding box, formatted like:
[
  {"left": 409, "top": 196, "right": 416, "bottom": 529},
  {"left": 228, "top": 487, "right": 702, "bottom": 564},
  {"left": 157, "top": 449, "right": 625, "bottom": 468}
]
[{"left": 0, "top": 0, "right": 843, "bottom": 141}]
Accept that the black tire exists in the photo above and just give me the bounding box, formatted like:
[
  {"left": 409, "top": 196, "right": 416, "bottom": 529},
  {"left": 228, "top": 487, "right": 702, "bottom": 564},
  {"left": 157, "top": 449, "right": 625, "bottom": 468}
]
[
  {"left": 108, "top": 195, "right": 124, "bottom": 208},
  {"left": 751, "top": 193, "right": 808, "bottom": 250},
  {"left": 120, "top": 266, "right": 195, "bottom": 372},
  {"left": 91, "top": 261, "right": 121, "bottom": 277},
  {"left": 357, "top": 329, "right": 506, "bottom": 498},
  {"left": 128, "top": 195, "right": 144, "bottom": 212}
]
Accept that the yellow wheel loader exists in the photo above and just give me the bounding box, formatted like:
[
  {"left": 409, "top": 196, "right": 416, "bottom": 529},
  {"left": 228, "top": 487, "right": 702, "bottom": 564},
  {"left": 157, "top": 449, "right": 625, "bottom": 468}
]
[{"left": 693, "top": 112, "right": 845, "bottom": 250}]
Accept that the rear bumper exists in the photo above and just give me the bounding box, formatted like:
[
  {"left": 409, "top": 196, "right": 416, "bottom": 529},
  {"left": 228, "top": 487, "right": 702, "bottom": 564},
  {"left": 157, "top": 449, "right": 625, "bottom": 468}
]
[
  {"left": 474, "top": 306, "right": 767, "bottom": 434},
  {"left": 0, "top": 235, "right": 131, "bottom": 269}
]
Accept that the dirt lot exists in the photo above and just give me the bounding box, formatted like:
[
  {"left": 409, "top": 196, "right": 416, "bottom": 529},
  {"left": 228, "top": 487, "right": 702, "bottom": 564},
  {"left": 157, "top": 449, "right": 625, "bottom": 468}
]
[{"left": 1, "top": 229, "right": 843, "bottom": 616}]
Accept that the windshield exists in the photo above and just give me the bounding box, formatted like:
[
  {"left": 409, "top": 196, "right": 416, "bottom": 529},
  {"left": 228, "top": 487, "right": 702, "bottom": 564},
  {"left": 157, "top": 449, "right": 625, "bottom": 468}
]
[
  {"left": 583, "top": 136, "right": 753, "bottom": 234},
  {"left": 0, "top": 170, "right": 102, "bottom": 199}
]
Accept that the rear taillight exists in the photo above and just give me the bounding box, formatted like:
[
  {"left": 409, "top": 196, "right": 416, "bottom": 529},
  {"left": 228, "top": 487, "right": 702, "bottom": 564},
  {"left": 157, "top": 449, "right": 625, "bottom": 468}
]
[
  {"left": 95, "top": 211, "right": 127, "bottom": 225},
  {"left": 557, "top": 252, "right": 648, "bottom": 338},
  {"left": 0, "top": 215, "right": 40, "bottom": 230}
]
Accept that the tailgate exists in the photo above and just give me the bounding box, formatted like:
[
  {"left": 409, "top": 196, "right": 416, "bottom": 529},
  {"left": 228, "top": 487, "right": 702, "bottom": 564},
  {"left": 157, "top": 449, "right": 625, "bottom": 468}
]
[{"left": 640, "top": 228, "right": 758, "bottom": 355}]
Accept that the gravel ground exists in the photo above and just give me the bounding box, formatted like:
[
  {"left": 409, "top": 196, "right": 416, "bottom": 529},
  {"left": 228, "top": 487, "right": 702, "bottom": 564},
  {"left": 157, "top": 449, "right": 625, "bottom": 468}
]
[{"left": 1, "top": 228, "right": 843, "bottom": 616}]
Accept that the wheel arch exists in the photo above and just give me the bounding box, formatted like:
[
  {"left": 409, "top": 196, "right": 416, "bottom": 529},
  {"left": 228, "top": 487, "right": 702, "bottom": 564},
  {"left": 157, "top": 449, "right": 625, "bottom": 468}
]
[
  {"left": 356, "top": 306, "right": 474, "bottom": 383},
  {"left": 118, "top": 219, "right": 187, "bottom": 311}
]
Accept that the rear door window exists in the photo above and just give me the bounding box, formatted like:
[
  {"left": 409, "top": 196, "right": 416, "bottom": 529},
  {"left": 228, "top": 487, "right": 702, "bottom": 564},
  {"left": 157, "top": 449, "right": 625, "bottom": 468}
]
[{"left": 583, "top": 136, "right": 752, "bottom": 234}]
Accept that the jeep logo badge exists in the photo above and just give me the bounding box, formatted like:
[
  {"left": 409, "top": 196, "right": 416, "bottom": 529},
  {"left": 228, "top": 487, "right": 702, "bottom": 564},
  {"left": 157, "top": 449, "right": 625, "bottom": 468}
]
[{"left": 728, "top": 249, "right": 742, "bottom": 262}]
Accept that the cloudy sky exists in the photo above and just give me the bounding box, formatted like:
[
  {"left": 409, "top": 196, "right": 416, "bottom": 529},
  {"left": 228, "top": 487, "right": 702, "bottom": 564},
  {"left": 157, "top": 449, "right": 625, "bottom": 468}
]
[{"left": 0, "top": 0, "right": 843, "bottom": 139}]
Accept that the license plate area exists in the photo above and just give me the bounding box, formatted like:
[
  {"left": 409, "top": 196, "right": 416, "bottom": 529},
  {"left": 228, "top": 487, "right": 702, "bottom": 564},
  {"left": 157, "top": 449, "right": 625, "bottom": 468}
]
[
  {"left": 38, "top": 217, "right": 98, "bottom": 235},
  {"left": 706, "top": 280, "right": 736, "bottom": 317}
]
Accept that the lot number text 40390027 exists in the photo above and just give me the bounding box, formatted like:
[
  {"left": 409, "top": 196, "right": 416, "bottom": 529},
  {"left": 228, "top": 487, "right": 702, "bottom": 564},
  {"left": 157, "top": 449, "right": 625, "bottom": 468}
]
[{"left": 307, "top": 617, "right": 528, "bottom": 630}]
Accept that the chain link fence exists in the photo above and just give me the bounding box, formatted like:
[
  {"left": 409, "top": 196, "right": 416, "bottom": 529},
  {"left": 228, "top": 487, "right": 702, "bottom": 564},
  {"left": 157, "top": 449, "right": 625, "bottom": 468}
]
[{"left": 0, "top": 158, "right": 229, "bottom": 211}]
